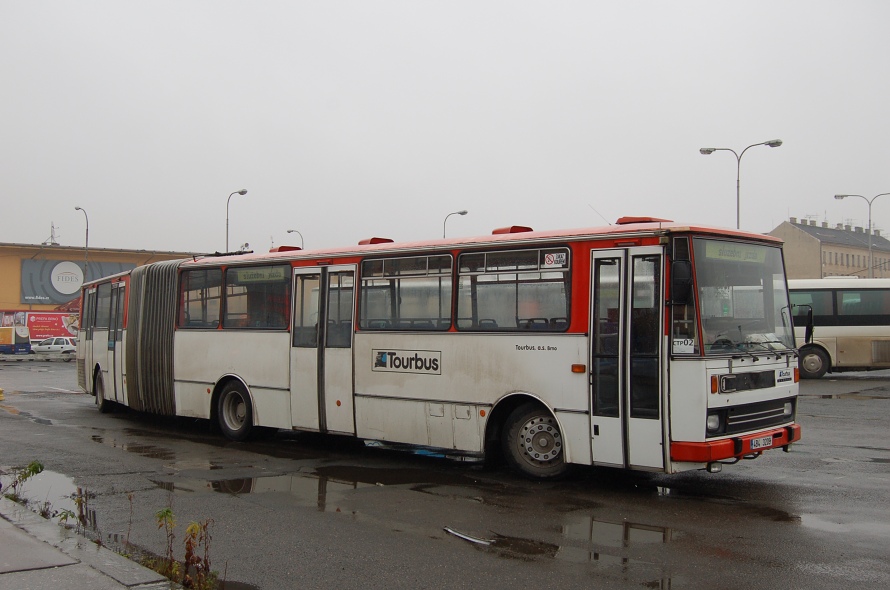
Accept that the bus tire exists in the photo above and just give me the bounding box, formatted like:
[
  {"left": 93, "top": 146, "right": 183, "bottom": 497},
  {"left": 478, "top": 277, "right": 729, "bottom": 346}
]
[
  {"left": 502, "top": 403, "right": 567, "bottom": 479},
  {"left": 95, "top": 375, "right": 112, "bottom": 413},
  {"left": 218, "top": 382, "right": 253, "bottom": 441},
  {"left": 799, "top": 346, "right": 829, "bottom": 379}
]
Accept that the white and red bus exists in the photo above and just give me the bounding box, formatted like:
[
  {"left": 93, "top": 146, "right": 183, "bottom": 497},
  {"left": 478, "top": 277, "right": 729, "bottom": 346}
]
[{"left": 76, "top": 217, "right": 802, "bottom": 478}]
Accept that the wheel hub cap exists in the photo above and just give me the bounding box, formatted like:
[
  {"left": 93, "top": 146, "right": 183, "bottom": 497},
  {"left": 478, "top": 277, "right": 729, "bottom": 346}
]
[{"left": 519, "top": 417, "right": 562, "bottom": 462}]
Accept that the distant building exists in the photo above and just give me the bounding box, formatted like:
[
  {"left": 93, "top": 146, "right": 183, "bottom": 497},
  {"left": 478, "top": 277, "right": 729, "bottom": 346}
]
[
  {"left": 768, "top": 218, "right": 890, "bottom": 279},
  {"left": 0, "top": 242, "right": 191, "bottom": 343}
]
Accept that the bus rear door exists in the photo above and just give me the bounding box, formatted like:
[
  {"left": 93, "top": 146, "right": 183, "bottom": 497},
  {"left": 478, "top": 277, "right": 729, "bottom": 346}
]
[
  {"left": 290, "top": 265, "right": 356, "bottom": 435},
  {"left": 106, "top": 282, "right": 126, "bottom": 404},
  {"left": 589, "top": 248, "right": 665, "bottom": 470}
]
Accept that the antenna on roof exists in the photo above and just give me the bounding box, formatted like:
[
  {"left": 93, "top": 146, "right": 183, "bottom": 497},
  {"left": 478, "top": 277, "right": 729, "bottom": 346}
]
[
  {"left": 587, "top": 204, "right": 612, "bottom": 225},
  {"left": 42, "top": 222, "right": 60, "bottom": 246}
]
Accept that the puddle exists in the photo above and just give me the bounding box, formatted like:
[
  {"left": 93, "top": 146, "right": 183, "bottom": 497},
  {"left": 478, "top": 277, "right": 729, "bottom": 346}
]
[
  {"left": 0, "top": 468, "right": 97, "bottom": 529},
  {"left": 315, "top": 464, "right": 487, "bottom": 487},
  {"left": 91, "top": 435, "right": 177, "bottom": 461},
  {"left": 151, "top": 472, "right": 370, "bottom": 513},
  {"left": 446, "top": 514, "right": 673, "bottom": 567},
  {"left": 561, "top": 515, "right": 673, "bottom": 550}
]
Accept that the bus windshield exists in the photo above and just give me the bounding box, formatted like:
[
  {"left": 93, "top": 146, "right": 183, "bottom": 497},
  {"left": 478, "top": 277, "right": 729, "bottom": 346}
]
[{"left": 693, "top": 239, "right": 795, "bottom": 354}]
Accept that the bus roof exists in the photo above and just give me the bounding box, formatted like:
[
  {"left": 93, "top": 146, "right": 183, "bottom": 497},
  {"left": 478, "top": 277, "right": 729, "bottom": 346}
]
[{"left": 181, "top": 218, "right": 783, "bottom": 267}]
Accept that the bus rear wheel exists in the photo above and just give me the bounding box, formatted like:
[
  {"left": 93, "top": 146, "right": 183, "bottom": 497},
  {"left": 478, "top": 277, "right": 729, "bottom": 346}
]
[
  {"left": 95, "top": 375, "right": 112, "bottom": 413},
  {"left": 218, "top": 382, "right": 253, "bottom": 441},
  {"left": 800, "top": 346, "right": 829, "bottom": 379},
  {"left": 502, "top": 403, "right": 567, "bottom": 479}
]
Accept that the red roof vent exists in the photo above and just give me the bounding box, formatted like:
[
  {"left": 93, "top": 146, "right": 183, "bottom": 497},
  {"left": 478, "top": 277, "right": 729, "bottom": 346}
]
[
  {"left": 269, "top": 245, "right": 302, "bottom": 252},
  {"left": 615, "top": 216, "right": 673, "bottom": 225},
  {"left": 358, "top": 237, "right": 394, "bottom": 245},
  {"left": 492, "top": 225, "right": 534, "bottom": 235}
]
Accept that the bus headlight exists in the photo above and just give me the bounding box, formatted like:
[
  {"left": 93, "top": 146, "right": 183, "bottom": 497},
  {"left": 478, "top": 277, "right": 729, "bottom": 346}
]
[
  {"left": 706, "top": 413, "right": 722, "bottom": 432},
  {"left": 783, "top": 401, "right": 793, "bottom": 416}
]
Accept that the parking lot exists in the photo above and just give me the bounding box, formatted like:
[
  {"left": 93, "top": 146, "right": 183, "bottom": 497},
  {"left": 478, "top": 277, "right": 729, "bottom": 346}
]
[{"left": 1, "top": 362, "right": 888, "bottom": 589}]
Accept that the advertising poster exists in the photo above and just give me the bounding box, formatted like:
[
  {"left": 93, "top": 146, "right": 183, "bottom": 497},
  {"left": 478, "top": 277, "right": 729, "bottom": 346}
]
[{"left": 26, "top": 312, "right": 80, "bottom": 341}]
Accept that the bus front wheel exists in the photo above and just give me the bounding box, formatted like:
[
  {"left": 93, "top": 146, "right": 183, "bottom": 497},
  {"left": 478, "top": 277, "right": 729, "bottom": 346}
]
[
  {"left": 502, "top": 403, "right": 567, "bottom": 479},
  {"left": 800, "top": 346, "right": 829, "bottom": 379},
  {"left": 218, "top": 382, "right": 253, "bottom": 441}
]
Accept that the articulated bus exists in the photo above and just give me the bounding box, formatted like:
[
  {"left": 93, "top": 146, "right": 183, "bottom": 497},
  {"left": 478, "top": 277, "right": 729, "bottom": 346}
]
[
  {"left": 77, "top": 217, "right": 801, "bottom": 478},
  {"left": 789, "top": 278, "right": 890, "bottom": 378}
]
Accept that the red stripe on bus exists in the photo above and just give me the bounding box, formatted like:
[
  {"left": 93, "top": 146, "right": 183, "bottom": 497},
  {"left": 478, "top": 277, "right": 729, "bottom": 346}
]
[{"left": 670, "top": 425, "right": 802, "bottom": 463}]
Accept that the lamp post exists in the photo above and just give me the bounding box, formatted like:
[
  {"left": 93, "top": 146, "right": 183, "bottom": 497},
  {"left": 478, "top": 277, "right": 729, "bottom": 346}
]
[
  {"left": 286, "top": 229, "right": 305, "bottom": 249},
  {"left": 74, "top": 206, "right": 89, "bottom": 278},
  {"left": 443, "top": 210, "right": 468, "bottom": 238},
  {"left": 699, "top": 139, "right": 783, "bottom": 229},
  {"left": 834, "top": 192, "right": 890, "bottom": 278},
  {"left": 225, "top": 189, "right": 248, "bottom": 251}
]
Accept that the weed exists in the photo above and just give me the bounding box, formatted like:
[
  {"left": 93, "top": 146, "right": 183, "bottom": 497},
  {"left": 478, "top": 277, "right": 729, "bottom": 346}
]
[
  {"left": 142, "top": 505, "right": 218, "bottom": 590},
  {"left": 1, "top": 460, "right": 44, "bottom": 501},
  {"left": 126, "top": 491, "right": 135, "bottom": 547},
  {"left": 182, "top": 519, "right": 216, "bottom": 589},
  {"left": 154, "top": 506, "right": 179, "bottom": 579},
  {"left": 57, "top": 508, "right": 77, "bottom": 525}
]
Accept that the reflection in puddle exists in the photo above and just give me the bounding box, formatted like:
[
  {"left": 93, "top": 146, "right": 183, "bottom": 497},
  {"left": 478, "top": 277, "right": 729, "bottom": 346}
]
[
  {"left": 0, "top": 468, "right": 97, "bottom": 530},
  {"left": 446, "top": 514, "right": 672, "bottom": 566},
  {"left": 445, "top": 516, "right": 676, "bottom": 586},
  {"left": 557, "top": 515, "right": 671, "bottom": 562},
  {"left": 152, "top": 472, "right": 370, "bottom": 514},
  {"left": 91, "top": 434, "right": 177, "bottom": 461}
]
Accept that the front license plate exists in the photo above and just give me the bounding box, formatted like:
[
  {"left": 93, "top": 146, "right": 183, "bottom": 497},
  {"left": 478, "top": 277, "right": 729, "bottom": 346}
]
[{"left": 750, "top": 435, "right": 773, "bottom": 450}]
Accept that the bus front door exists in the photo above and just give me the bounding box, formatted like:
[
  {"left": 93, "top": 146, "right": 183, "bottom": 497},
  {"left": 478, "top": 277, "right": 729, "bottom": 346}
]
[
  {"left": 290, "top": 266, "right": 356, "bottom": 435},
  {"left": 589, "top": 248, "right": 665, "bottom": 470}
]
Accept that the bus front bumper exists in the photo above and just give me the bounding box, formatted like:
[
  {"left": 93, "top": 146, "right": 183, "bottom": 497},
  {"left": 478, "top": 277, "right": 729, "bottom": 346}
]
[{"left": 670, "top": 424, "right": 802, "bottom": 463}]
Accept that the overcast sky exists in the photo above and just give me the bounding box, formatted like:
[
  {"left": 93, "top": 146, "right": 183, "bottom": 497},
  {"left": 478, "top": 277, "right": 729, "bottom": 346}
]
[{"left": 2, "top": 1, "right": 888, "bottom": 254}]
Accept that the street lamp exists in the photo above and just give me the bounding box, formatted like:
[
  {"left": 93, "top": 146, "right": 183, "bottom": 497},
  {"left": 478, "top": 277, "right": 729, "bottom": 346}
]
[
  {"left": 699, "top": 139, "right": 783, "bottom": 229},
  {"left": 74, "top": 206, "right": 89, "bottom": 278},
  {"left": 225, "top": 189, "right": 248, "bottom": 251},
  {"left": 443, "top": 210, "right": 468, "bottom": 238},
  {"left": 287, "top": 229, "right": 305, "bottom": 249},
  {"left": 834, "top": 192, "right": 890, "bottom": 278}
]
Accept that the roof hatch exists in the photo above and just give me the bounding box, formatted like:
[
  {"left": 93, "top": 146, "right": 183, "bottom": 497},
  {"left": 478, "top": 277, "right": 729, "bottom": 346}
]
[
  {"left": 615, "top": 216, "right": 673, "bottom": 225},
  {"left": 492, "top": 225, "right": 534, "bottom": 235}
]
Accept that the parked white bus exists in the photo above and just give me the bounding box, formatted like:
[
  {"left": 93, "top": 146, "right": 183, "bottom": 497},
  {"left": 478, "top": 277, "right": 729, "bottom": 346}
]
[
  {"left": 77, "top": 218, "right": 802, "bottom": 478},
  {"left": 789, "top": 278, "right": 890, "bottom": 378}
]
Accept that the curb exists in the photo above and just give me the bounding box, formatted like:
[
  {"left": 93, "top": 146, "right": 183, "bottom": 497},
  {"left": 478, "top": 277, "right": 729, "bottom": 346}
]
[
  {"left": 0, "top": 354, "right": 73, "bottom": 363},
  {"left": 0, "top": 496, "right": 178, "bottom": 589}
]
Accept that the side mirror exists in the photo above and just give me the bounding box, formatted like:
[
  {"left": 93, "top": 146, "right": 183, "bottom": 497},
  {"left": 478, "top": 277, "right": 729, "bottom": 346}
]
[
  {"left": 792, "top": 304, "right": 814, "bottom": 344},
  {"left": 804, "top": 306, "right": 814, "bottom": 344},
  {"left": 670, "top": 260, "right": 693, "bottom": 305}
]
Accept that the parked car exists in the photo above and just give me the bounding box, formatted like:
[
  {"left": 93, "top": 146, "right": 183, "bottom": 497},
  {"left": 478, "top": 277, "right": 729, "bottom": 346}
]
[{"left": 30, "top": 337, "right": 77, "bottom": 361}]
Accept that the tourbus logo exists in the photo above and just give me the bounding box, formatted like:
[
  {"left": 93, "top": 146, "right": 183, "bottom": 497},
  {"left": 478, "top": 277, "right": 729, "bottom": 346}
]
[
  {"left": 372, "top": 349, "right": 441, "bottom": 375},
  {"left": 776, "top": 369, "right": 793, "bottom": 384}
]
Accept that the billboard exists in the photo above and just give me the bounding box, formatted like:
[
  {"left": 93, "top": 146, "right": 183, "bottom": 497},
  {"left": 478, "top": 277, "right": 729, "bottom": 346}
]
[{"left": 21, "top": 259, "right": 135, "bottom": 305}]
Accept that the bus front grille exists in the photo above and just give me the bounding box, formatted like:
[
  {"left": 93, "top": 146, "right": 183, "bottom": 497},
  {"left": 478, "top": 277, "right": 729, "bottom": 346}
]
[{"left": 713, "top": 398, "right": 796, "bottom": 437}]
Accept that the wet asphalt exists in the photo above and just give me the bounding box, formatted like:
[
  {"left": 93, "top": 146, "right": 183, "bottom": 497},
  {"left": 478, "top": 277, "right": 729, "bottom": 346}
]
[{"left": 0, "top": 361, "right": 888, "bottom": 589}]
